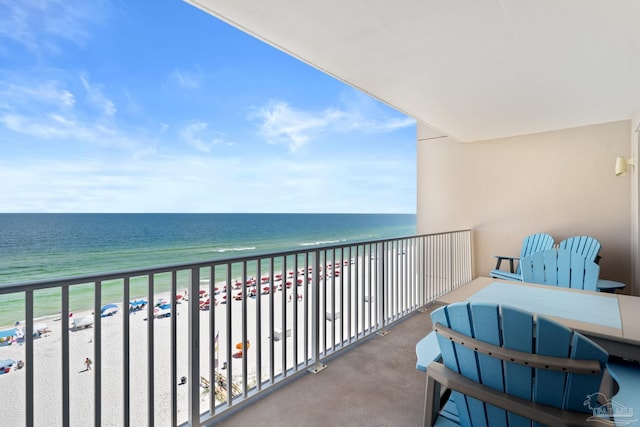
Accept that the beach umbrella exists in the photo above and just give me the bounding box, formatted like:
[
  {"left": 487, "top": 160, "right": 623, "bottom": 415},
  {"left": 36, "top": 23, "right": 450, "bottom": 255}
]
[
  {"left": 153, "top": 304, "right": 171, "bottom": 318},
  {"left": 129, "top": 299, "right": 147, "bottom": 307},
  {"left": 101, "top": 304, "right": 119, "bottom": 317},
  {"left": 233, "top": 341, "right": 250, "bottom": 358},
  {"left": 0, "top": 359, "right": 16, "bottom": 374}
]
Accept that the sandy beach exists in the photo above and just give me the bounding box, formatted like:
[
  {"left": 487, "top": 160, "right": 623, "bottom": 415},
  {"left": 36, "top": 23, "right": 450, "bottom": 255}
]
[{"left": 0, "top": 261, "right": 367, "bottom": 427}]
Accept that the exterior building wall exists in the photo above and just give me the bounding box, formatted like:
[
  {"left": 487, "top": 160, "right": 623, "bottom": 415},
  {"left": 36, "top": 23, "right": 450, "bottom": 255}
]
[{"left": 416, "top": 120, "right": 634, "bottom": 293}]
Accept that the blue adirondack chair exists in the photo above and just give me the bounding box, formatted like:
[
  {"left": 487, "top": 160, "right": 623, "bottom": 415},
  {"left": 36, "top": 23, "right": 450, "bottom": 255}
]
[
  {"left": 559, "top": 235, "right": 602, "bottom": 264},
  {"left": 519, "top": 248, "right": 600, "bottom": 291},
  {"left": 490, "top": 233, "right": 555, "bottom": 281},
  {"left": 425, "top": 302, "right": 612, "bottom": 427}
]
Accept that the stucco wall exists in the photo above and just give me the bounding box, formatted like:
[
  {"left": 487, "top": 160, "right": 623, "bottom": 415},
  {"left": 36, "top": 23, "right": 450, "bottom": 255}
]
[{"left": 416, "top": 120, "right": 633, "bottom": 292}]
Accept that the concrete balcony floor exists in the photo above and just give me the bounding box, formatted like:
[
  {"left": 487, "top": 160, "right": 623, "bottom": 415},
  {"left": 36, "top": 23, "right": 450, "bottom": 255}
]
[{"left": 214, "top": 303, "right": 440, "bottom": 427}]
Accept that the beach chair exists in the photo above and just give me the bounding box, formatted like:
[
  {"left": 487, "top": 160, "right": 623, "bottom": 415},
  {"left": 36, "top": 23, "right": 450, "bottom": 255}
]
[
  {"left": 519, "top": 248, "right": 600, "bottom": 291},
  {"left": 559, "top": 235, "right": 602, "bottom": 264},
  {"left": 490, "top": 233, "right": 554, "bottom": 281},
  {"left": 423, "top": 301, "right": 635, "bottom": 427}
]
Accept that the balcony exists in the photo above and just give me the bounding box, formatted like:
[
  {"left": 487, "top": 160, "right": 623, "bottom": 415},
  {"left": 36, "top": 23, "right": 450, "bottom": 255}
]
[{"left": 0, "top": 230, "right": 471, "bottom": 426}]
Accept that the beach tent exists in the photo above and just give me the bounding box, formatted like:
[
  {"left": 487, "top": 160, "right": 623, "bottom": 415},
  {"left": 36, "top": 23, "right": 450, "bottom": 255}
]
[
  {"left": 0, "top": 359, "right": 15, "bottom": 374},
  {"left": 72, "top": 316, "right": 93, "bottom": 330},
  {"left": 0, "top": 328, "right": 16, "bottom": 346},
  {"left": 101, "top": 303, "right": 119, "bottom": 317}
]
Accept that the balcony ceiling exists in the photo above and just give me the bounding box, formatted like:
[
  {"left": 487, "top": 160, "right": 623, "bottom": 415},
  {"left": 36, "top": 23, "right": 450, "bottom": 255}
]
[{"left": 187, "top": 0, "right": 640, "bottom": 142}]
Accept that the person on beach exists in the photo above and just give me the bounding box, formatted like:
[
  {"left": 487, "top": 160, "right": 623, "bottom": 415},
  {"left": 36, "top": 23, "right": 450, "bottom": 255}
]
[{"left": 85, "top": 357, "right": 92, "bottom": 371}]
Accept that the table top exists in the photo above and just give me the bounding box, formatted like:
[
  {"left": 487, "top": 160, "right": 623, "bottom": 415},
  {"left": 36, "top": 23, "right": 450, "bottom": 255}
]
[
  {"left": 436, "top": 277, "right": 640, "bottom": 347},
  {"left": 597, "top": 279, "right": 626, "bottom": 291}
]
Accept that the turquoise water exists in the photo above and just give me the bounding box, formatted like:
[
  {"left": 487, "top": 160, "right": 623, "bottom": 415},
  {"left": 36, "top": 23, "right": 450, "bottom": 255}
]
[{"left": 0, "top": 213, "right": 415, "bottom": 324}]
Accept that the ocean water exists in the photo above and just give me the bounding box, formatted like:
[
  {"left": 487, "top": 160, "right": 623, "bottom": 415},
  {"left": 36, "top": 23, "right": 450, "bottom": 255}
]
[{"left": 0, "top": 213, "right": 415, "bottom": 325}]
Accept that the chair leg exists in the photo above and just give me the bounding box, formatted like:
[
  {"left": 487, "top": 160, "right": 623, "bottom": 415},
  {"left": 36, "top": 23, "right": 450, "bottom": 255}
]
[{"left": 424, "top": 373, "right": 441, "bottom": 427}]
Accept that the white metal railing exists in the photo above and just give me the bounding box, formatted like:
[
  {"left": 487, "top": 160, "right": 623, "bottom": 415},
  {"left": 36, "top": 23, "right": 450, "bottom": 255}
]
[{"left": 0, "top": 230, "right": 472, "bottom": 426}]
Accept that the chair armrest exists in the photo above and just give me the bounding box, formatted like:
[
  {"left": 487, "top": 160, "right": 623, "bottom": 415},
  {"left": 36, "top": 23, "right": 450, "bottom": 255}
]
[
  {"left": 416, "top": 332, "right": 442, "bottom": 372},
  {"left": 425, "top": 362, "right": 594, "bottom": 427},
  {"left": 493, "top": 255, "right": 519, "bottom": 273},
  {"left": 606, "top": 360, "right": 640, "bottom": 423}
]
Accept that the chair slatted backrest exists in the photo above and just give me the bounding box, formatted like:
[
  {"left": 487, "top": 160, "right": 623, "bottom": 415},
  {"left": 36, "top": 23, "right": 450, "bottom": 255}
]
[
  {"left": 491, "top": 233, "right": 555, "bottom": 281},
  {"left": 431, "top": 302, "right": 608, "bottom": 427},
  {"left": 520, "top": 248, "right": 600, "bottom": 291},
  {"left": 559, "top": 236, "right": 601, "bottom": 263},
  {"left": 517, "top": 233, "right": 555, "bottom": 274}
]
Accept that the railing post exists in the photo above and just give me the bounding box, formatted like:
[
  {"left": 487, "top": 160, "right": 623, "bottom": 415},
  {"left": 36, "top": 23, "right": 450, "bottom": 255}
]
[
  {"left": 94, "top": 280, "right": 102, "bottom": 427},
  {"left": 188, "top": 268, "right": 201, "bottom": 426},
  {"left": 146, "top": 275, "right": 154, "bottom": 426},
  {"left": 418, "top": 236, "right": 428, "bottom": 312},
  {"left": 62, "top": 285, "right": 70, "bottom": 426},
  {"left": 25, "top": 290, "right": 34, "bottom": 427},
  {"left": 449, "top": 232, "right": 454, "bottom": 289},
  {"left": 170, "top": 271, "right": 178, "bottom": 427},
  {"left": 308, "top": 250, "right": 326, "bottom": 373},
  {"left": 122, "top": 278, "right": 130, "bottom": 427},
  {"left": 377, "top": 241, "right": 389, "bottom": 335}
]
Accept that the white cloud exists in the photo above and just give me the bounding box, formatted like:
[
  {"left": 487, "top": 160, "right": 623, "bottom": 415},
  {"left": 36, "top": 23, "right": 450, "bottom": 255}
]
[
  {"left": 254, "top": 101, "right": 344, "bottom": 151},
  {"left": 80, "top": 74, "right": 117, "bottom": 117},
  {"left": 171, "top": 68, "right": 202, "bottom": 90},
  {"left": 0, "top": 0, "right": 108, "bottom": 55},
  {"left": 1, "top": 112, "right": 83, "bottom": 139},
  {"left": 0, "top": 74, "right": 157, "bottom": 155},
  {"left": 0, "top": 110, "right": 156, "bottom": 157},
  {"left": 0, "top": 80, "right": 75, "bottom": 109},
  {"left": 253, "top": 97, "right": 415, "bottom": 152},
  {"left": 179, "top": 121, "right": 228, "bottom": 153}
]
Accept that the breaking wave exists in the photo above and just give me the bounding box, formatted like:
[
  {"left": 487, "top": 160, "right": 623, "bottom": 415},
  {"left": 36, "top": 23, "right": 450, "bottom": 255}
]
[
  {"left": 211, "top": 247, "right": 256, "bottom": 253},
  {"left": 299, "top": 240, "right": 343, "bottom": 247}
]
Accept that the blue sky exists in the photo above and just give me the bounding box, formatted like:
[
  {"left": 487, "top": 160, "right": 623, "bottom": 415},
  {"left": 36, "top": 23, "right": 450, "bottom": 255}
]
[{"left": 0, "top": 1, "right": 416, "bottom": 213}]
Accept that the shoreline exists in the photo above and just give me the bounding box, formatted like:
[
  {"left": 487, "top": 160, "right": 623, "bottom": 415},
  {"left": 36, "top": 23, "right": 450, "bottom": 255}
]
[
  {"left": 0, "top": 260, "right": 349, "bottom": 330},
  {"left": 0, "top": 259, "right": 349, "bottom": 328}
]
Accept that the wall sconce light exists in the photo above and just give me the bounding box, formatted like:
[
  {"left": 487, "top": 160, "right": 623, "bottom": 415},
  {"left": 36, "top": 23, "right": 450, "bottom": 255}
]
[{"left": 615, "top": 156, "right": 634, "bottom": 176}]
